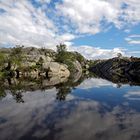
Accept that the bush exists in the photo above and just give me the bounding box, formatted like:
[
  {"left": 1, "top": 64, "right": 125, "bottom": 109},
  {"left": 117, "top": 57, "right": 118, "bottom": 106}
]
[
  {"left": 55, "top": 51, "right": 76, "bottom": 72},
  {"left": 8, "top": 46, "right": 25, "bottom": 69},
  {"left": 56, "top": 44, "right": 67, "bottom": 53},
  {"left": 55, "top": 44, "right": 86, "bottom": 73}
]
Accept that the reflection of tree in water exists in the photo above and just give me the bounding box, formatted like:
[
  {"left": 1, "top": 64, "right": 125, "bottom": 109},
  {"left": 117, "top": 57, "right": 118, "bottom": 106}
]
[
  {"left": 116, "top": 83, "right": 122, "bottom": 88},
  {"left": 56, "top": 84, "right": 71, "bottom": 101},
  {"left": 56, "top": 75, "right": 86, "bottom": 101},
  {"left": 0, "top": 73, "right": 90, "bottom": 102},
  {"left": 0, "top": 76, "right": 51, "bottom": 103},
  {"left": 1, "top": 70, "right": 140, "bottom": 102},
  {"left": 0, "top": 79, "right": 6, "bottom": 98},
  {"left": 13, "top": 91, "right": 24, "bottom": 103},
  {"left": 7, "top": 78, "right": 25, "bottom": 103}
]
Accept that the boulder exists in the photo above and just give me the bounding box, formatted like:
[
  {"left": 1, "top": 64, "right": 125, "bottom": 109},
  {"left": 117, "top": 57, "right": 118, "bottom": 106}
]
[{"left": 47, "top": 62, "right": 70, "bottom": 78}]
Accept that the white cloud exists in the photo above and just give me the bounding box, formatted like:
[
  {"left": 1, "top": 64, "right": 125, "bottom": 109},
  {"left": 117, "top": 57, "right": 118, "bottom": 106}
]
[
  {"left": 0, "top": 0, "right": 55, "bottom": 47},
  {"left": 128, "top": 51, "right": 140, "bottom": 54},
  {"left": 68, "top": 45, "right": 126, "bottom": 59},
  {"left": 0, "top": 0, "right": 139, "bottom": 59},
  {"left": 59, "top": 33, "right": 76, "bottom": 41},
  {"left": 0, "top": 0, "right": 76, "bottom": 49},
  {"left": 128, "top": 40, "right": 140, "bottom": 45},
  {"left": 77, "top": 78, "right": 116, "bottom": 89},
  {"left": 56, "top": 0, "right": 140, "bottom": 34},
  {"left": 125, "top": 34, "right": 140, "bottom": 45},
  {"left": 124, "top": 90, "right": 140, "bottom": 100},
  {"left": 0, "top": 88, "right": 58, "bottom": 140},
  {"left": 129, "top": 34, "right": 140, "bottom": 38},
  {"left": 54, "top": 101, "right": 140, "bottom": 140}
]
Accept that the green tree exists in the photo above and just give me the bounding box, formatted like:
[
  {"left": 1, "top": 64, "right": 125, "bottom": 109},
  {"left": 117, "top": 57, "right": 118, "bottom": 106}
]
[
  {"left": 36, "top": 57, "right": 44, "bottom": 70},
  {"left": 56, "top": 43, "right": 67, "bottom": 53},
  {"left": 0, "top": 52, "right": 6, "bottom": 69},
  {"left": 55, "top": 44, "right": 86, "bottom": 73},
  {"left": 9, "top": 45, "right": 24, "bottom": 69}
]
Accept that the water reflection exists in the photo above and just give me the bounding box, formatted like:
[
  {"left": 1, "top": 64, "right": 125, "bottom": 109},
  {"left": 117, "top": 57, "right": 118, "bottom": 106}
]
[{"left": 0, "top": 73, "right": 140, "bottom": 140}]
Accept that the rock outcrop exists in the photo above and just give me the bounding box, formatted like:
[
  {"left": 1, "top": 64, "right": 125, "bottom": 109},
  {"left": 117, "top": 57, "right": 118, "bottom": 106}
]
[
  {"left": 0, "top": 47, "right": 83, "bottom": 80},
  {"left": 14, "top": 61, "right": 70, "bottom": 79},
  {"left": 90, "top": 57, "right": 140, "bottom": 85},
  {"left": 43, "top": 62, "right": 70, "bottom": 78},
  {"left": 0, "top": 45, "right": 91, "bottom": 82}
]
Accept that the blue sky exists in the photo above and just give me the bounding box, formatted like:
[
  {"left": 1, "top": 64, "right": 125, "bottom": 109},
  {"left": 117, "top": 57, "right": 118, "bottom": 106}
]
[{"left": 0, "top": 0, "right": 140, "bottom": 59}]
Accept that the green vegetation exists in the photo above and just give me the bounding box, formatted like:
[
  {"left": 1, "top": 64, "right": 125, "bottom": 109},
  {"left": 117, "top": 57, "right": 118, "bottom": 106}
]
[
  {"left": 0, "top": 52, "right": 6, "bottom": 64},
  {"left": 36, "top": 56, "right": 44, "bottom": 70},
  {"left": 56, "top": 44, "right": 75, "bottom": 72},
  {"left": 55, "top": 44, "right": 86, "bottom": 73},
  {"left": 0, "top": 46, "right": 25, "bottom": 77},
  {"left": 56, "top": 43, "right": 67, "bottom": 53},
  {"left": 9, "top": 45, "right": 25, "bottom": 69}
]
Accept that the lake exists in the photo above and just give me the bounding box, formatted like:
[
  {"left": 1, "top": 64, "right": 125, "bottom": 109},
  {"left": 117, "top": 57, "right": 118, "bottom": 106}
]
[{"left": 0, "top": 77, "right": 140, "bottom": 140}]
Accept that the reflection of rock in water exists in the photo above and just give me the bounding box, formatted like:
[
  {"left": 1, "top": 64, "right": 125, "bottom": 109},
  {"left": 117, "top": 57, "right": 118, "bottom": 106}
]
[
  {"left": 3, "top": 75, "right": 69, "bottom": 90},
  {"left": 0, "top": 69, "right": 87, "bottom": 102},
  {"left": 0, "top": 74, "right": 69, "bottom": 103},
  {"left": 72, "top": 61, "right": 82, "bottom": 83},
  {"left": 43, "top": 75, "right": 68, "bottom": 86}
]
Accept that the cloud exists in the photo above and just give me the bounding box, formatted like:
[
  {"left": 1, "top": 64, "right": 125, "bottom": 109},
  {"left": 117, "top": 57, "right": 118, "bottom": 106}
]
[
  {"left": 125, "top": 34, "right": 140, "bottom": 45},
  {"left": 0, "top": 0, "right": 139, "bottom": 59},
  {"left": 124, "top": 90, "right": 140, "bottom": 100},
  {"left": 128, "top": 51, "right": 140, "bottom": 54},
  {"left": 0, "top": 0, "right": 54, "bottom": 47},
  {"left": 77, "top": 78, "right": 116, "bottom": 89},
  {"left": 0, "top": 0, "right": 76, "bottom": 49},
  {"left": 0, "top": 88, "right": 58, "bottom": 140},
  {"left": 54, "top": 101, "right": 140, "bottom": 140},
  {"left": 68, "top": 45, "right": 126, "bottom": 59},
  {"left": 128, "top": 40, "right": 140, "bottom": 45},
  {"left": 56, "top": 0, "right": 140, "bottom": 34},
  {"left": 129, "top": 34, "right": 140, "bottom": 38}
]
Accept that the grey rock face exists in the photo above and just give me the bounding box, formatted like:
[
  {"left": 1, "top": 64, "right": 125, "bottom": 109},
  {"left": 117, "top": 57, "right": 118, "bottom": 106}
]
[
  {"left": 47, "top": 62, "right": 70, "bottom": 78},
  {"left": 15, "top": 61, "right": 70, "bottom": 79}
]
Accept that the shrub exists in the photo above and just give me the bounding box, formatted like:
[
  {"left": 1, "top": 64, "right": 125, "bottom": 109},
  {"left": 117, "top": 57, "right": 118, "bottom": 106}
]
[{"left": 56, "top": 44, "right": 67, "bottom": 53}]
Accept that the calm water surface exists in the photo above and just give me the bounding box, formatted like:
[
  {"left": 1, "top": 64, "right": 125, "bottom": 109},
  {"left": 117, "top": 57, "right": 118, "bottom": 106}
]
[{"left": 0, "top": 78, "right": 140, "bottom": 140}]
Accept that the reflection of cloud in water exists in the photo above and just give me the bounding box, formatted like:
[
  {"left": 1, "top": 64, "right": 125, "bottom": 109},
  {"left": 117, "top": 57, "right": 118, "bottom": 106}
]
[
  {"left": 55, "top": 102, "right": 140, "bottom": 140},
  {"left": 0, "top": 88, "right": 58, "bottom": 140},
  {"left": 0, "top": 88, "right": 140, "bottom": 140},
  {"left": 124, "top": 90, "right": 140, "bottom": 100},
  {"left": 77, "top": 78, "right": 116, "bottom": 89}
]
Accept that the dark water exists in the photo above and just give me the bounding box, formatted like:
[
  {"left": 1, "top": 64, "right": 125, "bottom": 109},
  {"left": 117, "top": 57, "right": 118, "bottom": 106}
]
[{"left": 0, "top": 77, "right": 140, "bottom": 140}]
